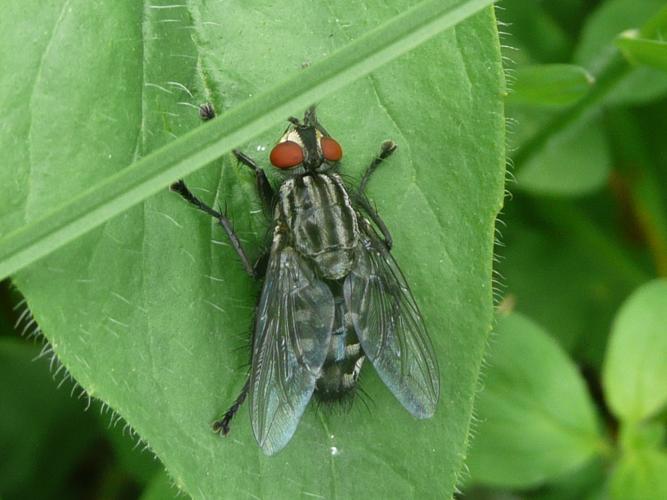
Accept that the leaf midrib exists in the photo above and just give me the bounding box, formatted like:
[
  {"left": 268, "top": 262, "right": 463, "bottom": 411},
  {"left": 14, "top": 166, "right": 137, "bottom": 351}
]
[{"left": 0, "top": 0, "right": 496, "bottom": 281}]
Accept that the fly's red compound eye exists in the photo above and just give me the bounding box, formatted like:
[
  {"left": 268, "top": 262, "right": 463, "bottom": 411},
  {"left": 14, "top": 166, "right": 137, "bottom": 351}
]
[
  {"left": 321, "top": 137, "right": 343, "bottom": 162},
  {"left": 270, "top": 141, "right": 304, "bottom": 169}
]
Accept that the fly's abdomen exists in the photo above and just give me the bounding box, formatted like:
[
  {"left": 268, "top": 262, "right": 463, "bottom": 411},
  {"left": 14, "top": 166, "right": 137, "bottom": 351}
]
[
  {"left": 277, "top": 174, "right": 358, "bottom": 280},
  {"left": 315, "top": 295, "right": 365, "bottom": 403}
]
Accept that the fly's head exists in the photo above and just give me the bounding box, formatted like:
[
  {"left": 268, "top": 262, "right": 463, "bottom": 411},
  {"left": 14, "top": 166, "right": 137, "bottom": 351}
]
[{"left": 269, "top": 106, "right": 343, "bottom": 175}]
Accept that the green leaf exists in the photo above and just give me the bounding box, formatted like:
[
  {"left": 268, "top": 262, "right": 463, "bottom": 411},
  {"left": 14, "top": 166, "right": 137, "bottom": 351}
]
[
  {"left": 642, "top": 5, "right": 667, "bottom": 36},
  {"left": 2, "top": 1, "right": 506, "bottom": 498},
  {"left": 573, "top": 0, "right": 667, "bottom": 105},
  {"left": 0, "top": 0, "right": 495, "bottom": 281},
  {"left": 465, "top": 459, "right": 609, "bottom": 500},
  {"left": 495, "top": 0, "right": 573, "bottom": 63},
  {"left": 610, "top": 449, "right": 667, "bottom": 500},
  {"left": 616, "top": 31, "right": 667, "bottom": 73},
  {"left": 103, "top": 416, "right": 163, "bottom": 485},
  {"left": 467, "top": 313, "right": 603, "bottom": 489},
  {"left": 618, "top": 421, "right": 666, "bottom": 454},
  {"left": 0, "top": 339, "right": 99, "bottom": 499},
  {"left": 603, "top": 279, "right": 667, "bottom": 422},
  {"left": 605, "top": 108, "right": 667, "bottom": 277},
  {"left": 508, "top": 64, "right": 594, "bottom": 107},
  {"left": 516, "top": 114, "right": 610, "bottom": 196},
  {"left": 497, "top": 214, "right": 635, "bottom": 357},
  {"left": 527, "top": 458, "right": 608, "bottom": 500},
  {"left": 512, "top": 1, "right": 667, "bottom": 186}
]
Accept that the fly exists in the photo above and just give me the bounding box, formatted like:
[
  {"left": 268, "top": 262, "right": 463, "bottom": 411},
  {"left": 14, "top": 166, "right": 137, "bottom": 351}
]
[{"left": 171, "top": 105, "right": 440, "bottom": 455}]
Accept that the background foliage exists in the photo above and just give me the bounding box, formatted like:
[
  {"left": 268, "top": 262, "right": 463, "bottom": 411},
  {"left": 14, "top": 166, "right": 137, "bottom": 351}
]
[
  {"left": 0, "top": 0, "right": 503, "bottom": 498},
  {"left": 464, "top": 0, "right": 667, "bottom": 499},
  {"left": 2, "top": 0, "right": 667, "bottom": 499}
]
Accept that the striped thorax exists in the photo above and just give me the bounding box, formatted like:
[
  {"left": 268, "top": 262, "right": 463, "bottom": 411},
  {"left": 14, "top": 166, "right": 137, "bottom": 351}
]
[{"left": 275, "top": 173, "right": 359, "bottom": 280}]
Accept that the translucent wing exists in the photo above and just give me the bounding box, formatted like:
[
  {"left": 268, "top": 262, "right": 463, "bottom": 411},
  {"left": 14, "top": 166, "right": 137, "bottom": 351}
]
[
  {"left": 344, "top": 219, "right": 440, "bottom": 417},
  {"left": 250, "top": 234, "right": 335, "bottom": 455}
]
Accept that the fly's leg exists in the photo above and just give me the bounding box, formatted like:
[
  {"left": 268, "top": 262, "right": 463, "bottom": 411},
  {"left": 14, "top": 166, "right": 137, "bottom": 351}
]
[
  {"left": 358, "top": 195, "right": 394, "bottom": 250},
  {"left": 212, "top": 377, "right": 250, "bottom": 436},
  {"left": 199, "top": 102, "right": 216, "bottom": 121},
  {"left": 357, "top": 140, "right": 397, "bottom": 250},
  {"left": 170, "top": 180, "right": 257, "bottom": 278},
  {"left": 358, "top": 140, "right": 397, "bottom": 196},
  {"left": 175, "top": 103, "right": 258, "bottom": 436},
  {"left": 171, "top": 103, "right": 269, "bottom": 277},
  {"left": 172, "top": 177, "right": 257, "bottom": 433},
  {"left": 233, "top": 149, "right": 274, "bottom": 216},
  {"left": 252, "top": 248, "right": 270, "bottom": 278},
  {"left": 200, "top": 102, "right": 274, "bottom": 214}
]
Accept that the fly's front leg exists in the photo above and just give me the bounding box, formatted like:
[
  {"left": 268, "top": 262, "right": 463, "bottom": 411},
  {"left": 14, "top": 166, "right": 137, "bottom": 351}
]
[
  {"left": 170, "top": 180, "right": 257, "bottom": 278},
  {"left": 357, "top": 195, "right": 393, "bottom": 251},
  {"left": 357, "top": 140, "right": 397, "bottom": 250},
  {"left": 233, "top": 150, "right": 274, "bottom": 217},
  {"left": 171, "top": 103, "right": 267, "bottom": 277},
  {"left": 199, "top": 102, "right": 216, "bottom": 122},
  {"left": 358, "top": 140, "right": 397, "bottom": 196},
  {"left": 199, "top": 102, "right": 274, "bottom": 215}
]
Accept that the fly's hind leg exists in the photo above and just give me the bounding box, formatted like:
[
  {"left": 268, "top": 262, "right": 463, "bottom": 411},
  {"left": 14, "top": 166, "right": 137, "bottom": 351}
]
[
  {"left": 212, "top": 377, "right": 250, "bottom": 436},
  {"left": 357, "top": 140, "right": 397, "bottom": 250}
]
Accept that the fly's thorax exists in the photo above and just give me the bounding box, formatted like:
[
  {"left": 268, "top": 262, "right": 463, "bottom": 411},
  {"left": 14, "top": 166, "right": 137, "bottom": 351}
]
[{"left": 275, "top": 173, "right": 359, "bottom": 280}]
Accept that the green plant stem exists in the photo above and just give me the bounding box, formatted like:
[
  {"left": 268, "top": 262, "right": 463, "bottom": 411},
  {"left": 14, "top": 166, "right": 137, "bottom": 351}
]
[
  {"left": 513, "top": 5, "right": 667, "bottom": 172},
  {"left": 512, "top": 55, "right": 630, "bottom": 170},
  {"left": 0, "top": 0, "right": 495, "bottom": 281}
]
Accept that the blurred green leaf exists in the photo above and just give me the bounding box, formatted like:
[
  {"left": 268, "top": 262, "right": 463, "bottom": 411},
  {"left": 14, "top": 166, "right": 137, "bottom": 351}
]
[
  {"left": 574, "top": 0, "right": 667, "bottom": 105},
  {"left": 1, "top": 1, "right": 506, "bottom": 498},
  {"left": 461, "top": 486, "right": 524, "bottom": 500},
  {"left": 516, "top": 115, "right": 610, "bottom": 196},
  {"left": 610, "top": 449, "right": 667, "bottom": 500},
  {"left": 508, "top": 64, "right": 594, "bottom": 106},
  {"left": 140, "top": 471, "right": 180, "bottom": 500},
  {"left": 616, "top": 31, "right": 667, "bottom": 73},
  {"left": 529, "top": 458, "right": 608, "bottom": 500},
  {"left": 103, "top": 417, "right": 162, "bottom": 485},
  {"left": 605, "top": 108, "right": 667, "bottom": 277},
  {"left": 0, "top": 338, "right": 99, "bottom": 499},
  {"left": 467, "top": 313, "right": 603, "bottom": 489},
  {"left": 541, "top": 0, "right": 589, "bottom": 41},
  {"left": 642, "top": 5, "right": 667, "bottom": 35},
  {"left": 506, "top": 106, "right": 558, "bottom": 152},
  {"left": 496, "top": 0, "right": 572, "bottom": 63},
  {"left": 603, "top": 279, "right": 667, "bottom": 422},
  {"left": 497, "top": 212, "right": 634, "bottom": 357},
  {"left": 512, "top": 0, "right": 667, "bottom": 189},
  {"left": 618, "top": 421, "right": 666, "bottom": 454}
]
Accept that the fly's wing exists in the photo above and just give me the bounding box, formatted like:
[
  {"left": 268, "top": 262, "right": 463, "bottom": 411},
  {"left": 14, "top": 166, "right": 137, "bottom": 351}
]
[
  {"left": 344, "top": 219, "right": 440, "bottom": 418},
  {"left": 251, "top": 235, "right": 335, "bottom": 455}
]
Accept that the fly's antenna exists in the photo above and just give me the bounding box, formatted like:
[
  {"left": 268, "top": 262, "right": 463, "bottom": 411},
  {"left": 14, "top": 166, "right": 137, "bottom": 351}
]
[
  {"left": 304, "top": 104, "right": 332, "bottom": 136},
  {"left": 303, "top": 105, "right": 318, "bottom": 126}
]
